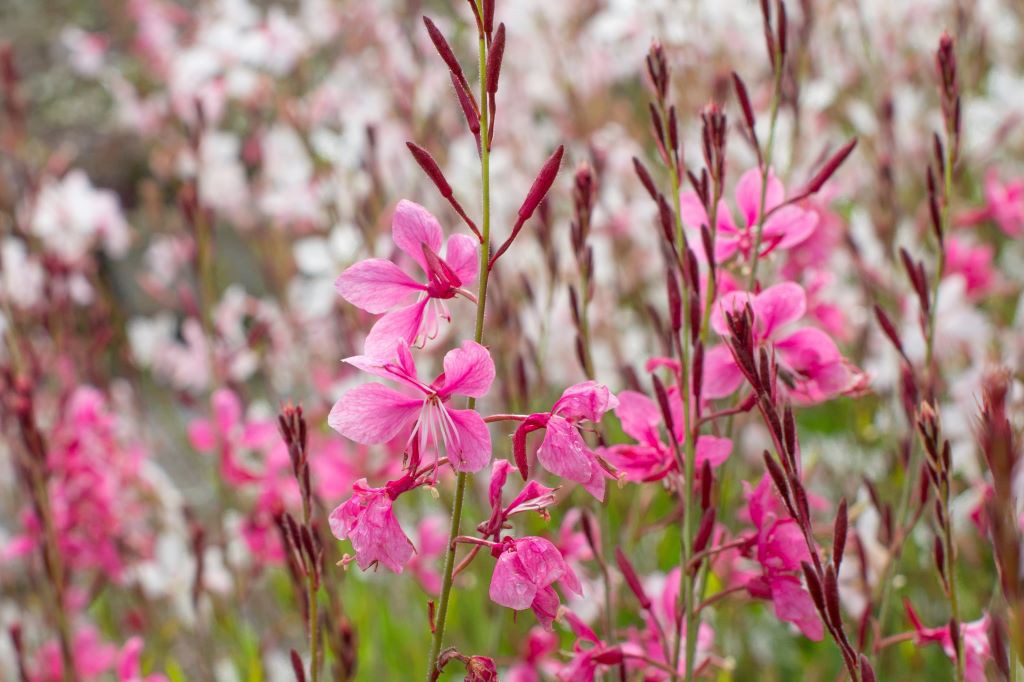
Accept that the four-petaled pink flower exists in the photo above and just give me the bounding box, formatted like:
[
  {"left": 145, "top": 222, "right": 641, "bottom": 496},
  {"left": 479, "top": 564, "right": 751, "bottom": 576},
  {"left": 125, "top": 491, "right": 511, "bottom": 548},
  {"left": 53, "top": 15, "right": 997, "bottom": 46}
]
[
  {"left": 188, "top": 388, "right": 276, "bottom": 485},
  {"left": 738, "top": 477, "right": 823, "bottom": 641},
  {"left": 335, "top": 199, "right": 479, "bottom": 358},
  {"left": 605, "top": 388, "right": 731, "bottom": 482},
  {"left": 489, "top": 536, "right": 583, "bottom": 629},
  {"left": 680, "top": 168, "right": 817, "bottom": 263},
  {"left": 513, "top": 382, "right": 618, "bottom": 501},
  {"left": 705, "top": 281, "right": 861, "bottom": 404},
  {"left": 328, "top": 339, "right": 494, "bottom": 472},
  {"left": 904, "top": 601, "right": 991, "bottom": 682},
  {"left": 328, "top": 477, "right": 417, "bottom": 573}
]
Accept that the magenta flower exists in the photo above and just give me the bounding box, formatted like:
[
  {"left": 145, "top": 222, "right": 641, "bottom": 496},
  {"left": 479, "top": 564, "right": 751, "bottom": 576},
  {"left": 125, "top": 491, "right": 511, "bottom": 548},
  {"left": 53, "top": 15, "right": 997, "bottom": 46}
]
[
  {"left": 739, "top": 477, "right": 823, "bottom": 641},
  {"left": 507, "top": 628, "right": 560, "bottom": 682},
  {"left": 704, "top": 281, "right": 861, "bottom": 404},
  {"left": 335, "top": 199, "right": 479, "bottom": 358},
  {"left": 328, "top": 339, "right": 495, "bottom": 472},
  {"left": 328, "top": 478, "right": 415, "bottom": 573},
  {"left": 945, "top": 236, "right": 996, "bottom": 298},
  {"left": 680, "top": 168, "right": 817, "bottom": 263},
  {"left": 513, "top": 381, "right": 618, "bottom": 500},
  {"left": 558, "top": 611, "right": 625, "bottom": 682},
  {"left": 605, "top": 388, "right": 731, "bottom": 483},
  {"left": 961, "top": 170, "right": 1024, "bottom": 236},
  {"left": 904, "top": 602, "right": 991, "bottom": 682},
  {"left": 489, "top": 535, "right": 583, "bottom": 629}
]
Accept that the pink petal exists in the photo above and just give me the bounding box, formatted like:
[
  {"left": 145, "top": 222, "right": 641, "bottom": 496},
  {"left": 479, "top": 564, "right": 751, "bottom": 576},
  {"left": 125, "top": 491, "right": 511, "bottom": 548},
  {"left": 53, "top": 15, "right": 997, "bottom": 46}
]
[
  {"left": 736, "top": 168, "right": 784, "bottom": 227},
  {"left": 754, "top": 282, "right": 806, "bottom": 338},
  {"left": 695, "top": 435, "right": 732, "bottom": 468},
  {"left": 335, "top": 258, "right": 424, "bottom": 313},
  {"left": 444, "top": 233, "right": 480, "bottom": 285},
  {"left": 212, "top": 388, "right": 241, "bottom": 433},
  {"left": 710, "top": 290, "right": 754, "bottom": 336},
  {"left": 770, "top": 575, "right": 824, "bottom": 641},
  {"left": 679, "top": 191, "right": 710, "bottom": 232},
  {"left": 350, "top": 494, "right": 415, "bottom": 572},
  {"left": 490, "top": 551, "right": 537, "bottom": 610},
  {"left": 614, "top": 390, "right": 662, "bottom": 446},
  {"left": 702, "top": 344, "right": 745, "bottom": 399},
  {"left": 392, "top": 200, "right": 444, "bottom": 273},
  {"left": 362, "top": 299, "right": 429, "bottom": 359},
  {"left": 440, "top": 340, "right": 495, "bottom": 399},
  {"left": 445, "top": 407, "right": 492, "bottom": 472},
  {"left": 187, "top": 419, "right": 216, "bottom": 451},
  {"left": 515, "top": 536, "right": 570, "bottom": 588},
  {"left": 489, "top": 459, "right": 512, "bottom": 509},
  {"left": 529, "top": 585, "right": 561, "bottom": 629},
  {"left": 551, "top": 381, "right": 618, "bottom": 422},
  {"left": 536, "top": 416, "right": 594, "bottom": 483},
  {"left": 328, "top": 383, "right": 422, "bottom": 443},
  {"left": 762, "top": 205, "right": 818, "bottom": 251}
]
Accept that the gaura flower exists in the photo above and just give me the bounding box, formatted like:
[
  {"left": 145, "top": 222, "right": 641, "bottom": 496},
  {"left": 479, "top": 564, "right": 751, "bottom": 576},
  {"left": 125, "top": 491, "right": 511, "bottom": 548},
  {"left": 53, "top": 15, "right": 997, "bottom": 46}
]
[
  {"left": 904, "top": 601, "right": 991, "bottom": 682},
  {"left": 335, "top": 199, "right": 478, "bottom": 358},
  {"left": 512, "top": 382, "right": 618, "bottom": 501},
  {"left": 328, "top": 477, "right": 417, "bottom": 573},
  {"left": 328, "top": 339, "right": 494, "bottom": 472},
  {"left": 739, "top": 477, "right": 823, "bottom": 641},
  {"left": 489, "top": 536, "right": 583, "bottom": 629},
  {"left": 605, "top": 388, "right": 731, "bottom": 483},
  {"left": 680, "top": 168, "right": 817, "bottom": 263},
  {"left": 705, "top": 281, "right": 862, "bottom": 404}
]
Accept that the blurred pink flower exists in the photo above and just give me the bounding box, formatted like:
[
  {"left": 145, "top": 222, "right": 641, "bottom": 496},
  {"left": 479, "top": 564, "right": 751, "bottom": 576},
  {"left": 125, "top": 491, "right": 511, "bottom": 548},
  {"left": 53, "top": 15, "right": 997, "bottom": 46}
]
[
  {"left": 506, "top": 628, "right": 560, "bottom": 682},
  {"left": 188, "top": 388, "right": 276, "bottom": 485},
  {"left": 961, "top": 171, "right": 1024, "bottom": 236},
  {"left": 513, "top": 382, "right": 618, "bottom": 500},
  {"left": 328, "top": 339, "right": 494, "bottom": 472},
  {"left": 335, "top": 199, "right": 479, "bottom": 358},
  {"left": 489, "top": 536, "right": 583, "bottom": 629},
  {"left": 680, "top": 168, "right": 817, "bottom": 263},
  {"left": 905, "top": 601, "right": 991, "bottom": 682},
  {"left": 945, "top": 236, "right": 995, "bottom": 298}
]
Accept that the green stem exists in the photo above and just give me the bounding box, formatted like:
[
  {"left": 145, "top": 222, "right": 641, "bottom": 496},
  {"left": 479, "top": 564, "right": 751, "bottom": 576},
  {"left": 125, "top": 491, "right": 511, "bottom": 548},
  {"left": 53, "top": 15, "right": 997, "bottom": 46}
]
[
  {"left": 746, "top": 57, "right": 784, "bottom": 291},
  {"left": 425, "top": 13, "right": 491, "bottom": 680}
]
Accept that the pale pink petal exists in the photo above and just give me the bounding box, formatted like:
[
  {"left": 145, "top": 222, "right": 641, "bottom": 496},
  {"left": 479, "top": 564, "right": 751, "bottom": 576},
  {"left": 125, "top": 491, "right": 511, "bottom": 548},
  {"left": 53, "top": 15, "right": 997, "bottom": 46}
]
[
  {"left": 335, "top": 259, "right": 424, "bottom": 313},
  {"left": 362, "top": 299, "right": 429, "bottom": 359},
  {"left": 736, "top": 168, "right": 784, "bottom": 227},
  {"left": 489, "top": 459, "right": 512, "bottom": 509},
  {"left": 702, "top": 344, "right": 745, "bottom": 399},
  {"left": 440, "top": 340, "right": 495, "bottom": 399},
  {"left": 551, "top": 381, "right": 618, "bottom": 422},
  {"left": 695, "top": 435, "right": 732, "bottom": 468},
  {"left": 444, "top": 233, "right": 479, "bottom": 285},
  {"left": 714, "top": 234, "right": 741, "bottom": 262},
  {"left": 328, "top": 384, "right": 422, "bottom": 443},
  {"left": 515, "top": 536, "right": 571, "bottom": 587},
  {"left": 754, "top": 282, "right": 806, "bottom": 338},
  {"left": 536, "top": 416, "right": 594, "bottom": 483},
  {"left": 614, "top": 390, "right": 662, "bottom": 446},
  {"left": 349, "top": 494, "right": 415, "bottom": 572},
  {"left": 445, "top": 408, "right": 492, "bottom": 472},
  {"left": 775, "top": 329, "right": 852, "bottom": 400},
  {"left": 679, "top": 192, "right": 710, "bottom": 232},
  {"left": 392, "top": 200, "right": 444, "bottom": 273},
  {"left": 582, "top": 464, "right": 607, "bottom": 502},
  {"left": 490, "top": 551, "right": 537, "bottom": 610}
]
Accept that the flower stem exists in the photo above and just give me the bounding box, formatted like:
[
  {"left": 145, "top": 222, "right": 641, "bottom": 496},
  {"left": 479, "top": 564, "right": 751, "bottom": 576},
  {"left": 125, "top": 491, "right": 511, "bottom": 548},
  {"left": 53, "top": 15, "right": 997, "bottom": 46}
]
[
  {"left": 425, "top": 10, "right": 491, "bottom": 680},
  {"left": 746, "top": 55, "right": 784, "bottom": 291}
]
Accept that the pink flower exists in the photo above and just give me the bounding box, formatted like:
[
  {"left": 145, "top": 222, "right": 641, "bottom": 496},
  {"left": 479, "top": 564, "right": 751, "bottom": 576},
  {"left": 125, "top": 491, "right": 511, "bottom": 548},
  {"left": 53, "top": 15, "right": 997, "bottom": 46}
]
[
  {"left": 328, "top": 339, "right": 495, "bottom": 472},
  {"left": 489, "top": 536, "right": 584, "bottom": 628},
  {"left": 905, "top": 601, "right": 991, "bottom": 682},
  {"left": 31, "top": 627, "right": 118, "bottom": 682},
  {"left": 632, "top": 567, "right": 714, "bottom": 678},
  {"left": 945, "top": 236, "right": 995, "bottom": 298},
  {"left": 558, "top": 611, "right": 625, "bottom": 682},
  {"left": 513, "top": 382, "right": 618, "bottom": 500},
  {"left": 117, "top": 637, "right": 168, "bottom": 682},
  {"left": 960, "top": 171, "right": 1024, "bottom": 236},
  {"left": 406, "top": 516, "right": 447, "bottom": 594},
  {"left": 188, "top": 388, "right": 277, "bottom": 485},
  {"left": 328, "top": 478, "right": 416, "bottom": 573},
  {"left": 335, "top": 199, "right": 478, "bottom": 358},
  {"left": 604, "top": 388, "right": 731, "bottom": 482},
  {"left": 739, "top": 477, "right": 823, "bottom": 641},
  {"left": 507, "top": 628, "right": 560, "bottom": 682},
  {"left": 705, "top": 281, "right": 861, "bottom": 404},
  {"left": 680, "top": 168, "right": 817, "bottom": 263}
]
